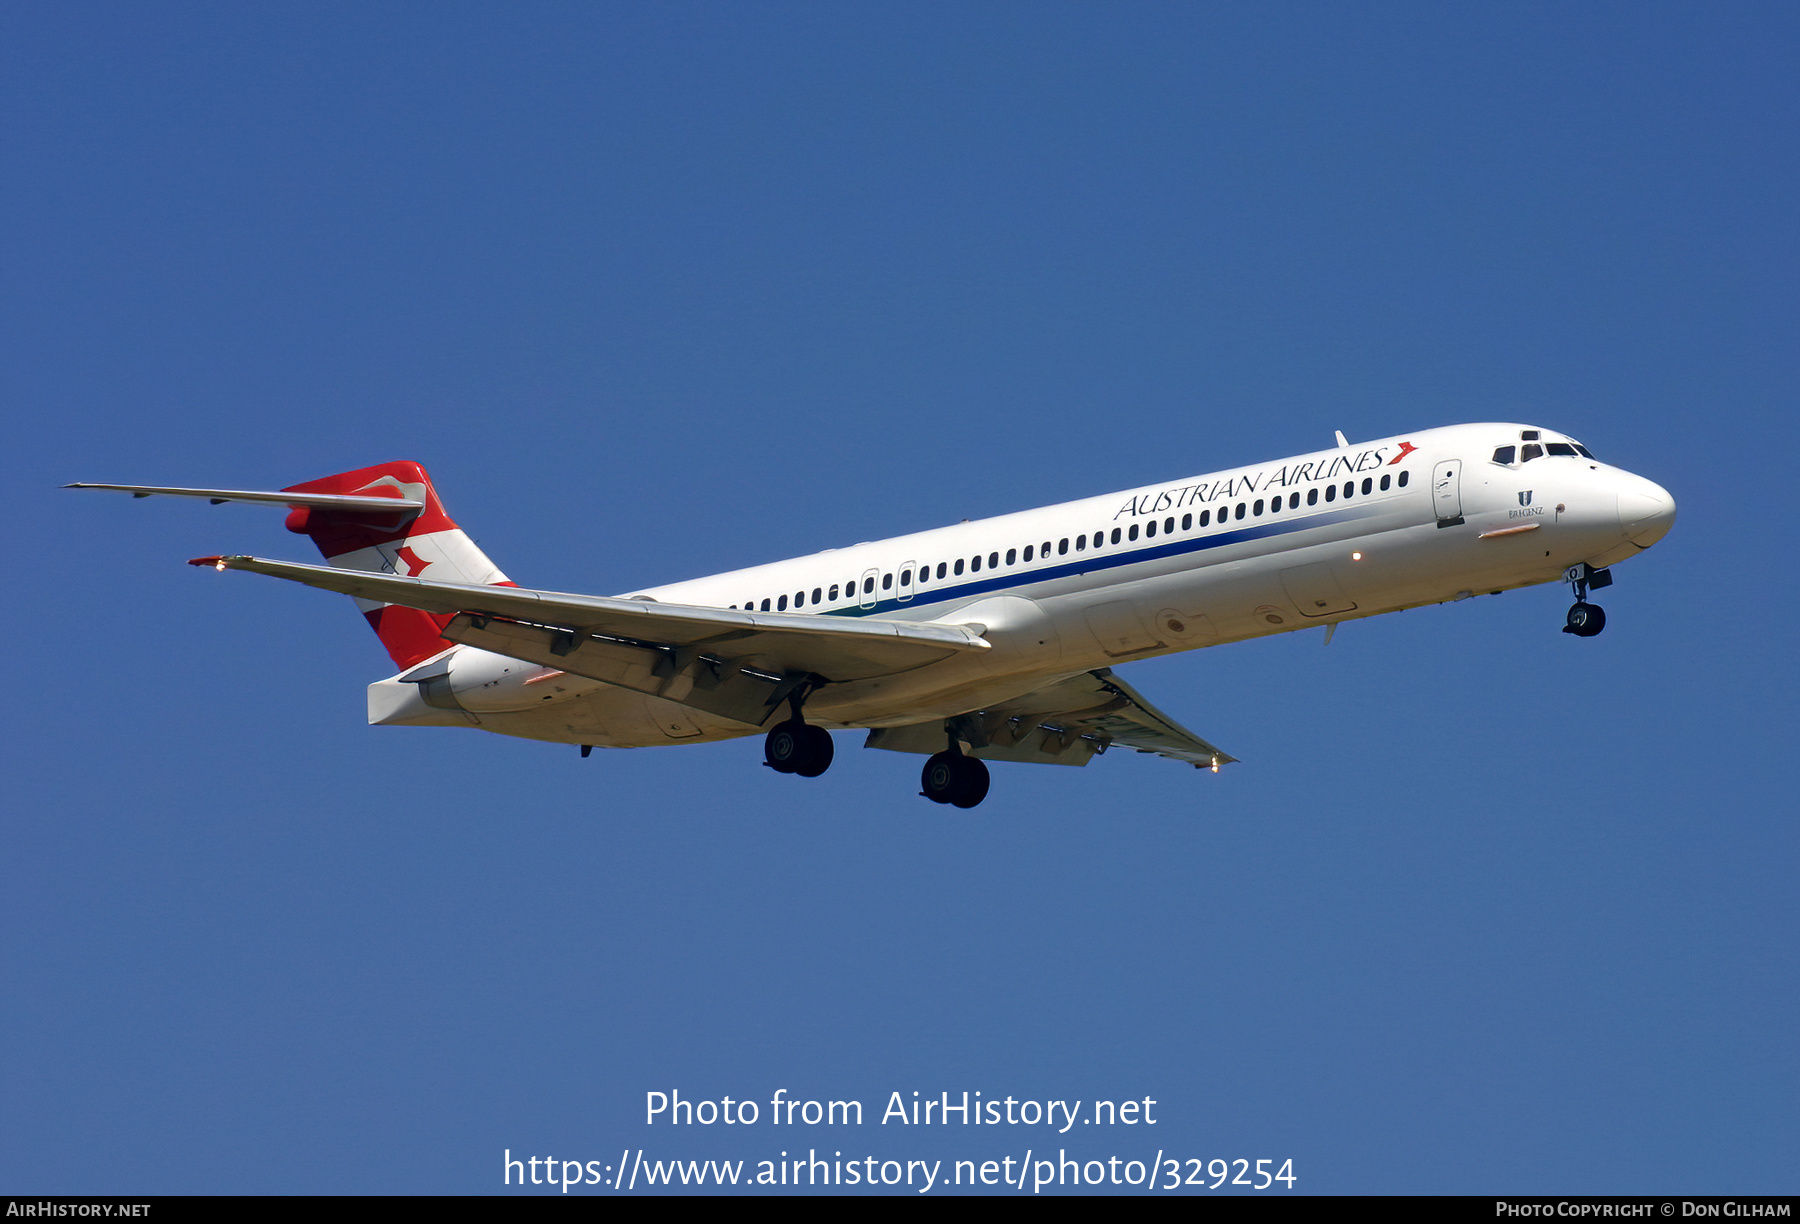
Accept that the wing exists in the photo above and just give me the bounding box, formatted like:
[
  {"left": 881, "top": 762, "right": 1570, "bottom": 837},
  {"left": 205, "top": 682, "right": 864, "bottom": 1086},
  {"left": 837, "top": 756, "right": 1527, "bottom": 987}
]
[
  {"left": 193, "top": 553, "right": 988, "bottom": 726},
  {"left": 865, "top": 668, "right": 1238, "bottom": 769}
]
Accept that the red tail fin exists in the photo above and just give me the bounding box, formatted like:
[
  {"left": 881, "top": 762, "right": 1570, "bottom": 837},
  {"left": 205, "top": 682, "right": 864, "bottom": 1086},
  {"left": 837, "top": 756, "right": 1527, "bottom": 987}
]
[{"left": 282, "top": 462, "right": 511, "bottom": 670}]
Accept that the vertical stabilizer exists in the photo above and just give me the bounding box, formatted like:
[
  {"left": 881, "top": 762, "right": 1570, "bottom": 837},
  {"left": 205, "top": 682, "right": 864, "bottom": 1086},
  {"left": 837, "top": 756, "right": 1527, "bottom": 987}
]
[{"left": 281, "top": 462, "right": 510, "bottom": 669}]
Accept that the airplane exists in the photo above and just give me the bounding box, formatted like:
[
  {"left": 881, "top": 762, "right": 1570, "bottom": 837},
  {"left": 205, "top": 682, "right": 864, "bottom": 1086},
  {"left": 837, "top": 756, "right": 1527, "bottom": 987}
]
[{"left": 70, "top": 422, "right": 1675, "bottom": 808}]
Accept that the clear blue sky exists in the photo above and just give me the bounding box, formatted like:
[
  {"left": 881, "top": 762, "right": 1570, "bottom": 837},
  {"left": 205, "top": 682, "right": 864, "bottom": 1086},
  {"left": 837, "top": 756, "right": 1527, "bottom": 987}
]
[{"left": 3, "top": 2, "right": 1795, "bottom": 1194}]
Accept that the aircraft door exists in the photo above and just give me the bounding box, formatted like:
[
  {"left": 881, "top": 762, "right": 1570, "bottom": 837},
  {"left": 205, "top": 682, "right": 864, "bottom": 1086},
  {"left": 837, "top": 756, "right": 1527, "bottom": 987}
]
[
  {"left": 859, "top": 567, "right": 879, "bottom": 610},
  {"left": 1432, "top": 459, "right": 1465, "bottom": 527}
]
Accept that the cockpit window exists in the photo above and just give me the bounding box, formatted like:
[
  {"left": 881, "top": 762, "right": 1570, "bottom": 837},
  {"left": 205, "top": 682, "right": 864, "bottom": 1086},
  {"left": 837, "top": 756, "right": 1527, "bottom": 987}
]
[
  {"left": 1574, "top": 444, "right": 1595, "bottom": 459},
  {"left": 1521, "top": 430, "right": 1540, "bottom": 441},
  {"left": 1492, "top": 445, "right": 1516, "bottom": 464},
  {"left": 1546, "top": 442, "right": 1578, "bottom": 457},
  {"left": 1520, "top": 443, "right": 1544, "bottom": 461}
]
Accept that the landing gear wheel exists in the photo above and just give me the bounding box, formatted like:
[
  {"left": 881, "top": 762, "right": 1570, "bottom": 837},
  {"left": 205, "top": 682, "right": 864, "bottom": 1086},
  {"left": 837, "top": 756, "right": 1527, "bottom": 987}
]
[
  {"left": 1563, "top": 601, "right": 1606, "bottom": 637},
  {"left": 764, "top": 720, "right": 805, "bottom": 774},
  {"left": 948, "top": 756, "right": 990, "bottom": 808},
  {"left": 920, "top": 751, "right": 990, "bottom": 808},
  {"left": 793, "top": 724, "right": 834, "bottom": 778}
]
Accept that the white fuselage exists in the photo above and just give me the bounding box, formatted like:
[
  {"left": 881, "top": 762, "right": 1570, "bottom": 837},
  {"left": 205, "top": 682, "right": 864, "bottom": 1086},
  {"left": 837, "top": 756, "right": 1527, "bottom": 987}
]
[{"left": 398, "top": 423, "right": 1675, "bottom": 748}]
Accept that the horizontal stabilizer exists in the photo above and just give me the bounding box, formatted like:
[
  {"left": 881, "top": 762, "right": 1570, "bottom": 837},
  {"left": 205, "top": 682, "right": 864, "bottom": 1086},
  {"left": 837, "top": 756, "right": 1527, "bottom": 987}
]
[{"left": 66, "top": 483, "right": 423, "bottom": 513}]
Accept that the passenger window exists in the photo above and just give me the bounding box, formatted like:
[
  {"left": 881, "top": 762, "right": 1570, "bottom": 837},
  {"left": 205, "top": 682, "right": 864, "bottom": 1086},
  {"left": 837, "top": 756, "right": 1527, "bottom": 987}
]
[
  {"left": 1236, "top": 502, "right": 1247, "bottom": 520},
  {"left": 1398, "top": 470, "right": 1410, "bottom": 487},
  {"left": 1379, "top": 474, "right": 1390, "bottom": 491},
  {"left": 1289, "top": 492, "right": 1300, "bottom": 508},
  {"left": 1200, "top": 509, "right": 1210, "bottom": 526},
  {"left": 1023, "top": 546, "right": 1033, "bottom": 562},
  {"left": 1145, "top": 520, "right": 1157, "bottom": 538},
  {"left": 1111, "top": 527, "right": 1122, "bottom": 544},
  {"left": 1547, "top": 443, "right": 1578, "bottom": 457},
  {"left": 760, "top": 598, "right": 771, "bottom": 611},
  {"left": 936, "top": 562, "right": 947, "bottom": 579},
  {"left": 1058, "top": 538, "right": 1069, "bottom": 555},
  {"left": 1041, "top": 541, "right": 1051, "bottom": 556},
  {"left": 1164, "top": 517, "right": 1174, "bottom": 533},
  {"left": 1521, "top": 444, "right": 1543, "bottom": 461},
  {"left": 1181, "top": 513, "right": 1192, "bottom": 530},
  {"left": 1128, "top": 524, "right": 1139, "bottom": 541},
  {"left": 899, "top": 571, "right": 910, "bottom": 586},
  {"left": 1325, "top": 485, "right": 1336, "bottom": 502},
  {"left": 971, "top": 555, "right": 981, "bottom": 572},
  {"left": 1361, "top": 477, "right": 1372, "bottom": 495},
  {"left": 882, "top": 573, "right": 892, "bottom": 590},
  {"left": 954, "top": 559, "right": 964, "bottom": 575},
  {"left": 1076, "top": 534, "right": 1087, "bottom": 550},
  {"left": 1092, "top": 532, "right": 1103, "bottom": 548},
  {"left": 1492, "top": 445, "right": 1516, "bottom": 464},
  {"left": 1308, "top": 488, "right": 1318, "bottom": 505},
  {"left": 795, "top": 591, "right": 805, "bottom": 606},
  {"left": 1269, "top": 496, "right": 1280, "bottom": 513},
  {"left": 989, "top": 552, "right": 999, "bottom": 567},
  {"left": 1253, "top": 499, "right": 1264, "bottom": 516},
  {"left": 778, "top": 595, "right": 788, "bottom": 611},
  {"left": 829, "top": 584, "right": 839, "bottom": 600},
  {"left": 1343, "top": 481, "right": 1355, "bottom": 498},
  {"left": 863, "top": 577, "right": 874, "bottom": 594}
]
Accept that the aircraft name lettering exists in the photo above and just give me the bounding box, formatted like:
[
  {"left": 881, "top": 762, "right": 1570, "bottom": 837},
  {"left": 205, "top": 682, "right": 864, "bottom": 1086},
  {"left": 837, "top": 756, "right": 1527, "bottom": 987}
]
[{"left": 1113, "top": 446, "right": 1394, "bottom": 520}]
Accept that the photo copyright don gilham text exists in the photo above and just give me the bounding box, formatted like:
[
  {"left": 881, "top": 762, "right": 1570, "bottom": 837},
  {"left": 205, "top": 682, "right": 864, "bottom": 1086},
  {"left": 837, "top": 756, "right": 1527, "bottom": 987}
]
[{"left": 502, "top": 1089, "right": 1298, "bottom": 1193}]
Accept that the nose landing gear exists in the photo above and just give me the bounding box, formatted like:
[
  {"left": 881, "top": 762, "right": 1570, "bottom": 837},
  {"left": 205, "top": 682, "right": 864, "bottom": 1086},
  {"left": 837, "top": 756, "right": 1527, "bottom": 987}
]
[
  {"left": 1564, "top": 602, "right": 1606, "bottom": 637},
  {"left": 1562, "top": 563, "right": 1613, "bottom": 638}
]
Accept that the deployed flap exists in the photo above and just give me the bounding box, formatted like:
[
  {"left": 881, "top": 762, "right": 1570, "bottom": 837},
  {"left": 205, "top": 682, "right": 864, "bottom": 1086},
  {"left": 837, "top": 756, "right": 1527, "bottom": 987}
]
[
  {"left": 866, "top": 668, "right": 1238, "bottom": 769},
  {"left": 191, "top": 553, "right": 987, "bottom": 687}
]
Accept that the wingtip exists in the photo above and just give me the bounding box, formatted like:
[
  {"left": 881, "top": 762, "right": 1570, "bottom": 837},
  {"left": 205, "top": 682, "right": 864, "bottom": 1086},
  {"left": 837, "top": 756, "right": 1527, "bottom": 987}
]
[{"left": 188, "top": 555, "right": 227, "bottom": 570}]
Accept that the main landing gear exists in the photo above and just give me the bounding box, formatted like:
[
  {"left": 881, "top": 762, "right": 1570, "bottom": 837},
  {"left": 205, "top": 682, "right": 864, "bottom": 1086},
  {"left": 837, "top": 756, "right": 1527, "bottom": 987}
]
[
  {"left": 920, "top": 738, "right": 990, "bottom": 809},
  {"left": 763, "top": 682, "right": 834, "bottom": 778},
  {"left": 1562, "top": 563, "right": 1612, "bottom": 638}
]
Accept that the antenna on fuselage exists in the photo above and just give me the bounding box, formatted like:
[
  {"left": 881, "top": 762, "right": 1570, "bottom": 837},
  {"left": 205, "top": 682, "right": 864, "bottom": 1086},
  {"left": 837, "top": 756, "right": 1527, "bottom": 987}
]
[{"left": 1334, "top": 430, "right": 1350, "bottom": 448}]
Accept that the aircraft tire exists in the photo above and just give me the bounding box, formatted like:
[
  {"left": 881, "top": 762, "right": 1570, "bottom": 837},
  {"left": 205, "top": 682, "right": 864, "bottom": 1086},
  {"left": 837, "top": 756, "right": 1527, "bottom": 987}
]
[
  {"left": 1563, "top": 602, "right": 1606, "bottom": 637},
  {"left": 764, "top": 720, "right": 805, "bottom": 773},
  {"left": 793, "top": 725, "right": 834, "bottom": 778},
  {"left": 948, "top": 756, "right": 990, "bottom": 809},
  {"left": 920, "top": 752, "right": 958, "bottom": 804}
]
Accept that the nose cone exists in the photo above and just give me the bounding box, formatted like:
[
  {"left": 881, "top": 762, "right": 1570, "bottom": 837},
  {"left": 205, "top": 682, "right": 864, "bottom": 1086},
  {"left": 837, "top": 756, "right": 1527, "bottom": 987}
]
[{"left": 1617, "top": 477, "right": 1676, "bottom": 548}]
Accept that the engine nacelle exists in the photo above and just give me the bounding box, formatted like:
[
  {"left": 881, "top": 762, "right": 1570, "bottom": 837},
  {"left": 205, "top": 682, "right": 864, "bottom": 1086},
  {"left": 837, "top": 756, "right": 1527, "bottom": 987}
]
[{"left": 416, "top": 647, "right": 601, "bottom": 713}]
